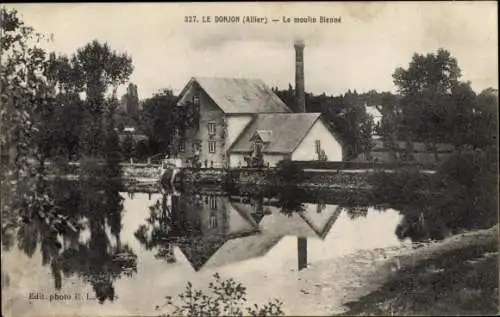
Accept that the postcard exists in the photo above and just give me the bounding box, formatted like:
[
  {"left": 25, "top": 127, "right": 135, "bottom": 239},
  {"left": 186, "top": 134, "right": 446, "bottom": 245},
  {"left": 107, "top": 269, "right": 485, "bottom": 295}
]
[{"left": 1, "top": 2, "right": 498, "bottom": 316}]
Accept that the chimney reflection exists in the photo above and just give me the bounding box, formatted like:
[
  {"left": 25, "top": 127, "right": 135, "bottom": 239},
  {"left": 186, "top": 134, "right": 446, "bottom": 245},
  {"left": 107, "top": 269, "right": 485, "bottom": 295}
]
[{"left": 297, "top": 237, "right": 308, "bottom": 271}]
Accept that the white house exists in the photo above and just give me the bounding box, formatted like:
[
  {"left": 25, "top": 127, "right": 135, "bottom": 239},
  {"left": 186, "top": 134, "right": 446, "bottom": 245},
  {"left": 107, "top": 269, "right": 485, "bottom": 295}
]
[
  {"left": 174, "top": 77, "right": 344, "bottom": 168},
  {"left": 228, "top": 112, "right": 343, "bottom": 167}
]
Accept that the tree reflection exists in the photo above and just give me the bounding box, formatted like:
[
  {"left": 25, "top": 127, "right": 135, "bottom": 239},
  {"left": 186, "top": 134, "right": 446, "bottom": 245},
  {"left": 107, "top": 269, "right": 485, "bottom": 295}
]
[
  {"left": 344, "top": 206, "right": 369, "bottom": 220},
  {"left": 275, "top": 186, "right": 306, "bottom": 216},
  {"left": 5, "top": 164, "right": 137, "bottom": 304},
  {"left": 134, "top": 194, "right": 179, "bottom": 263}
]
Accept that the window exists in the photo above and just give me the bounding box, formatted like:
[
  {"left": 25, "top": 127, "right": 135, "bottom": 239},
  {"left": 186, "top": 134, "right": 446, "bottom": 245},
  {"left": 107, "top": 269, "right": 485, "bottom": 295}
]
[
  {"left": 209, "top": 212, "right": 218, "bottom": 229},
  {"left": 178, "top": 141, "right": 185, "bottom": 152},
  {"left": 209, "top": 196, "right": 218, "bottom": 210},
  {"left": 208, "top": 141, "right": 216, "bottom": 153},
  {"left": 192, "top": 141, "right": 200, "bottom": 153},
  {"left": 193, "top": 93, "right": 200, "bottom": 106},
  {"left": 315, "top": 140, "right": 321, "bottom": 154},
  {"left": 208, "top": 122, "right": 216, "bottom": 134}
]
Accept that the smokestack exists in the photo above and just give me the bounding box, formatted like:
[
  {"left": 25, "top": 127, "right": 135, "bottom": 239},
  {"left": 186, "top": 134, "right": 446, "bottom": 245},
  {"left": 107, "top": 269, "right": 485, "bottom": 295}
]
[{"left": 294, "top": 39, "right": 306, "bottom": 113}]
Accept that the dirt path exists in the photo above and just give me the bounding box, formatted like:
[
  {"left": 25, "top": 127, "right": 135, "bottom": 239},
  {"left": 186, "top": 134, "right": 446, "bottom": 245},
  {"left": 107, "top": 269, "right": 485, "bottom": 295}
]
[
  {"left": 335, "top": 225, "right": 499, "bottom": 315},
  {"left": 272, "top": 225, "right": 498, "bottom": 316}
]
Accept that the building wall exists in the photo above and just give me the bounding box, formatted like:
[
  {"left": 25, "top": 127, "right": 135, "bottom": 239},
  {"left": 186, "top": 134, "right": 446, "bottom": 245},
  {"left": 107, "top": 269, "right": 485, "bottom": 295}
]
[
  {"left": 263, "top": 154, "right": 287, "bottom": 167},
  {"left": 177, "top": 83, "right": 226, "bottom": 167},
  {"left": 197, "top": 196, "right": 230, "bottom": 236},
  {"left": 229, "top": 153, "right": 246, "bottom": 168},
  {"left": 291, "top": 119, "right": 343, "bottom": 162},
  {"left": 180, "top": 195, "right": 255, "bottom": 236}
]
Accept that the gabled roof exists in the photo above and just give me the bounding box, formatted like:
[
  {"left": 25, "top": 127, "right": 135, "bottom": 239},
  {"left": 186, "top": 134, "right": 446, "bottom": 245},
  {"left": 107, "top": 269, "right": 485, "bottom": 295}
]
[
  {"left": 178, "top": 202, "right": 343, "bottom": 271},
  {"left": 229, "top": 113, "right": 322, "bottom": 154},
  {"left": 298, "top": 205, "right": 343, "bottom": 239},
  {"left": 178, "top": 77, "right": 292, "bottom": 114}
]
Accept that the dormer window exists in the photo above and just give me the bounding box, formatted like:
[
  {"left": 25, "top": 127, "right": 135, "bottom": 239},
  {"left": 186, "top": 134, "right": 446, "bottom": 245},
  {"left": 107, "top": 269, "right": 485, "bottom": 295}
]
[{"left": 251, "top": 130, "right": 272, "bottom": 145}]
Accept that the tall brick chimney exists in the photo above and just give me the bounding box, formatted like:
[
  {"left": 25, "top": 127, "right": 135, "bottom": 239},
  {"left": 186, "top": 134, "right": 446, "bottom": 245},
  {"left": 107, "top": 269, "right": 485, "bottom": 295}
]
[{"left": 294, "top": 39, "right": 306, "bottom": 112}]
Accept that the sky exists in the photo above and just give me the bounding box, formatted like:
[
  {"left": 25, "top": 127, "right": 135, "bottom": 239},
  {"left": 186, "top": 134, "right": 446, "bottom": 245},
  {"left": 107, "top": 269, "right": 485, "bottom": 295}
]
[{"left": 8, "top": 2, "right": 498, "bottom": 100}]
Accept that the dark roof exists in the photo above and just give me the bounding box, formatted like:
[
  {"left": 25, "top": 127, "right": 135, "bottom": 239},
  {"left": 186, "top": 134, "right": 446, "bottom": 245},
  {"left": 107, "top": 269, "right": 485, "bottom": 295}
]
[
  {"left": 230, "top": 113, "right": 322, "bottom": 154},
  {"left": 180, "top": 77, "right": 292, "bottom": 114}
]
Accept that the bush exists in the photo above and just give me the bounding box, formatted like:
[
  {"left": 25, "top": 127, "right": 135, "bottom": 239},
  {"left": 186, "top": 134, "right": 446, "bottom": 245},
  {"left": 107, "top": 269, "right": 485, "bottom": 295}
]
[
  {"left": 156, "top": 273, "right": 284, "bottom": 317},
  {"left": 274, "top": 159, "right": 305, "bottom": 185},
  {"left": 371, "top": 144, "right": 498, "bottom": 242},
  {"left": 366, "top": 166, "right": 432, "bottom": 207}
]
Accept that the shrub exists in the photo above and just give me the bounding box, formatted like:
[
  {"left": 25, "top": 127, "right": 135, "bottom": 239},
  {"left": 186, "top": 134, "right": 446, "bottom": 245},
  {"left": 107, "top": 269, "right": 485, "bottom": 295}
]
[
  {"left": 274, "top": 159, "right": 305, "bottom": 185},
  {"left": 156, "top": 273, "right": 284, "bottom": 317}
]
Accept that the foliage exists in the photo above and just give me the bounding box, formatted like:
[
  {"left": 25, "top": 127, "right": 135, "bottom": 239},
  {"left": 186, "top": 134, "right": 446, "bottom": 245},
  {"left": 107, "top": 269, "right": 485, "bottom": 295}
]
[
  {"left": 138, "top": 89, "right": 201, "bottom": 159},
  {"left": 362, "top": 49, "right": 498, "bottom": 242},
  {"left": 274, "top": 159, "right": 306, "bottom": 185},
  {"left": 157, "top": 273, "right": 284, "bottom": 317},
  {"left": 138, "top": 89, "right": 178, "bottom": 157},
  {"left": 121, "top": 134, "right": 136, "bottom": 160},
  {"left": 73, "top": 41, "right": 133, "bottom": 158},
  {"left": 1, "top": 7, "right": 57, "bottom": 244},
  {"left": 134, "top": 195, "right": 178, "bottom": 263},
  {"left": 368, "top": 143, "right": 498, "bottom": 242},
  {"left": 366, "top": 166, "right": 433, "bottom": 207},
  {"left": 390, "top": 49, "right": 482, "bottom": 148}
]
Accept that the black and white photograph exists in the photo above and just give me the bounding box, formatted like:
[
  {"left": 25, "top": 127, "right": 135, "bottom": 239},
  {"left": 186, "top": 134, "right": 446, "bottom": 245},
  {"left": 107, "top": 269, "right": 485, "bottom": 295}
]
[{"left": 1, "top": 2, "right": 498, "bottom": 316}]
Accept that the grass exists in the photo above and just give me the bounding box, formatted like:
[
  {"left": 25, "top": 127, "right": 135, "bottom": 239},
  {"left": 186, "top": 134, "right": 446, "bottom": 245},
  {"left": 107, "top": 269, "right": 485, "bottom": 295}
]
[{"left": 339, "top": 227, "right": 499, "bottom": 316}]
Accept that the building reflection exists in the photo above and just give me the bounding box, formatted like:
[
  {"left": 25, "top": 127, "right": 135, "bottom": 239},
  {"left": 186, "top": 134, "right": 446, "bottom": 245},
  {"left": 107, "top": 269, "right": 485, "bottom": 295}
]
[{"left": 136, "top": 188, "right": 345, "bottom": 272}]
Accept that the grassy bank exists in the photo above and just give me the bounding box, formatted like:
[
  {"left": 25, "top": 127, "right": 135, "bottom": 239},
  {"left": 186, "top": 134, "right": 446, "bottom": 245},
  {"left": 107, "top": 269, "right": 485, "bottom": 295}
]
[{"left": 339, "top": 225, "right": 499, "bottom": 316}]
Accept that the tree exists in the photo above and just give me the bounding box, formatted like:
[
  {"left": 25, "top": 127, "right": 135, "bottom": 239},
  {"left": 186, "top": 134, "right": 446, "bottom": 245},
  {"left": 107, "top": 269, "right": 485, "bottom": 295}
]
[
  {"left": 44, "top": 53, "right": 86, "bottom": 160},
  {"left": 121, "top": 134, "right": 135, "bottom": 160},
  {"left": 391, "top": 49, "right": 474, "bottom": 147},
  {"left": 471, "top": 88, "right": 498, "bottom": 149},
  {"left": 1, "top": 8, "right": 55, "bottom": 239},
  {"left": 139, "top": 89, "right": 178, "bottom": 156},
  {"left": 272, "top": 84, "right": 296, "bottom": 112},
  {"left": 70, "top": 40, "right": 133, "bottom": 158}
]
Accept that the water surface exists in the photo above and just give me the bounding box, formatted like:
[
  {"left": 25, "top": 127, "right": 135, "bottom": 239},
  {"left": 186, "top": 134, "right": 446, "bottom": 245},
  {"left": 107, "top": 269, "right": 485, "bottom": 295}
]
[{"left": 2, "top": 180, "right": 408, "bottom": 316}]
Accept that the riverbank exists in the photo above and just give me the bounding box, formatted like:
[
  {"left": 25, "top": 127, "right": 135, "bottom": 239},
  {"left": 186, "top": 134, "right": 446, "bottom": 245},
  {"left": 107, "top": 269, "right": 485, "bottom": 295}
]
[{"left": 337, "top": 225, "right": 499, "bottom": 316}]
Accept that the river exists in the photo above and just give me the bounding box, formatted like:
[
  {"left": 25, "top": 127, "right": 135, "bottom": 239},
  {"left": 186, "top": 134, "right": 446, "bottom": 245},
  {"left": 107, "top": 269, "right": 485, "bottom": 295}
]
[{"left": 1, "top": 178, "right": 413, "bottom": 316}]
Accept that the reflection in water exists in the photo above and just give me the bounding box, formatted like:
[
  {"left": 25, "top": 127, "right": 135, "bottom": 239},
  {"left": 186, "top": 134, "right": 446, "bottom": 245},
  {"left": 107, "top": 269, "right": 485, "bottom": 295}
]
[
  {"left": 135, "top": 185, "right": 365, "bottom": 272},
  {"left": 3, "top": 174, "right": 411, "bottom": 309},
  {"left": 3, "top": 166, "right": 138, "bottom": 304}
]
